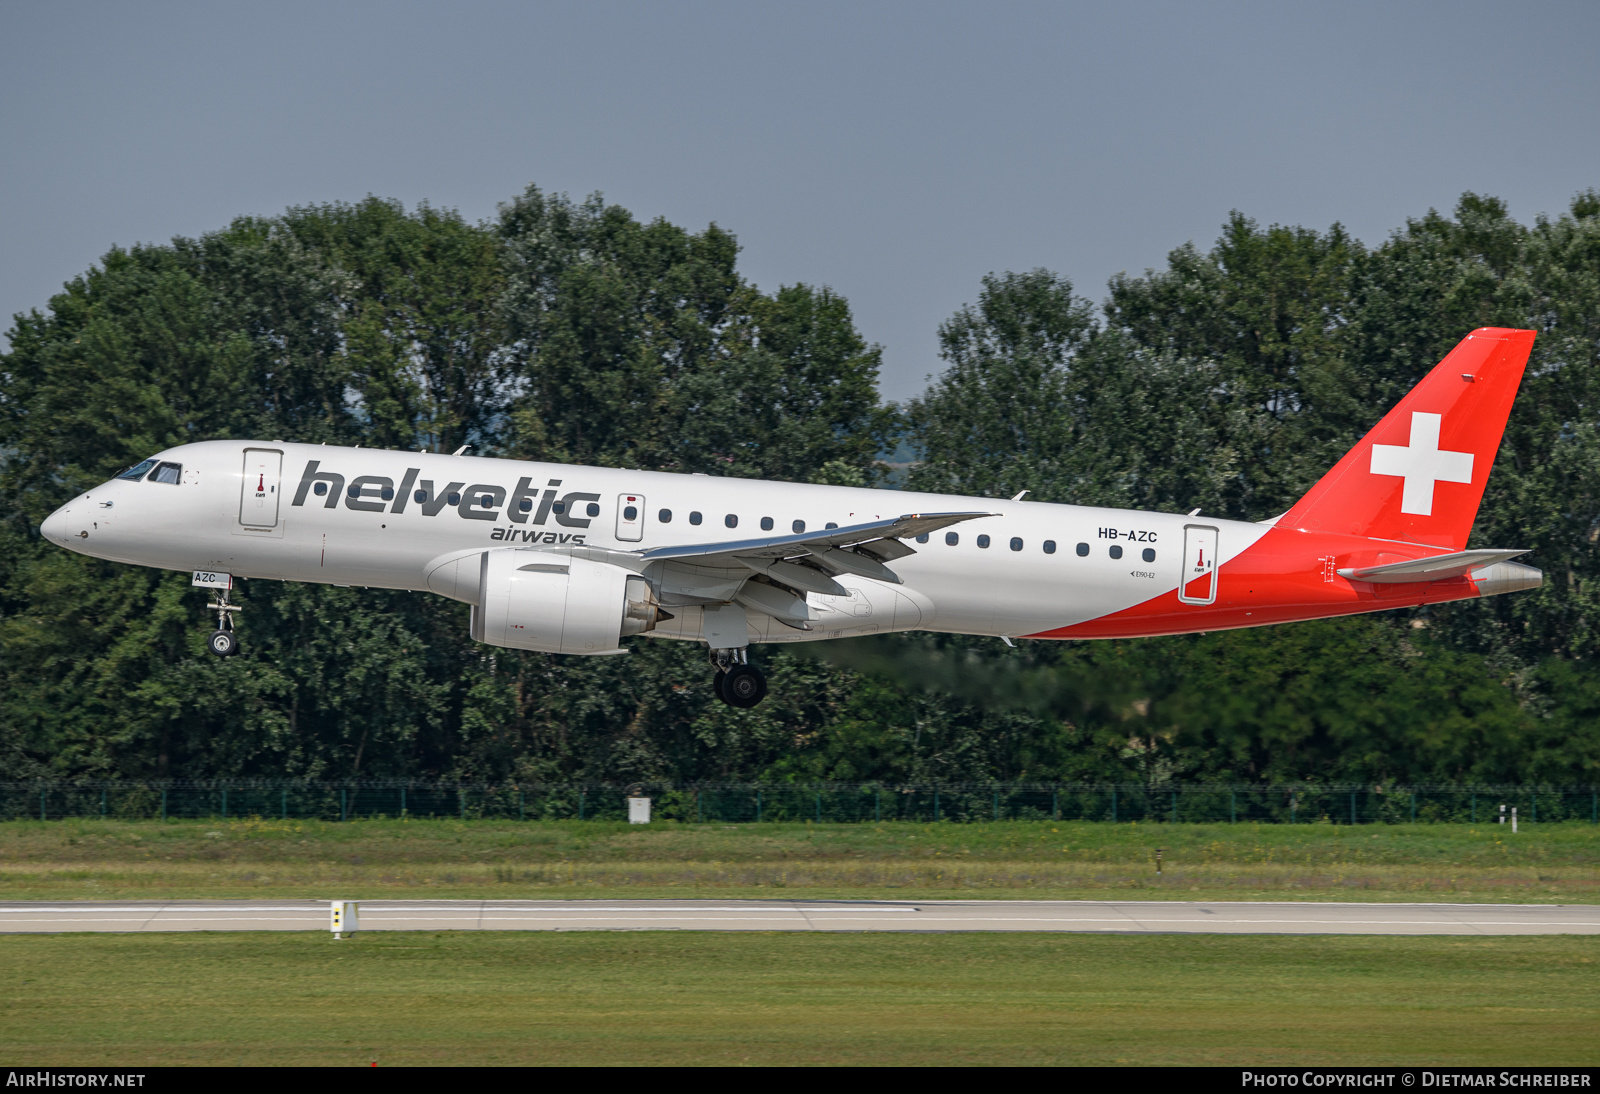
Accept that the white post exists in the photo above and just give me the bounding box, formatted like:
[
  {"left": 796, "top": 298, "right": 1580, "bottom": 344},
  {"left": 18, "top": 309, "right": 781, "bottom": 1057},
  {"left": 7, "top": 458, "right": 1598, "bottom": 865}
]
[
  {"left": 1512, "top": 807, "right": 1518, "bottom": 835},
  {"left": 331, "top": 900, "right": 359, "bottom": 939},
  {"left": 627, "top": 797, "right": 651, "bottom": 824}
]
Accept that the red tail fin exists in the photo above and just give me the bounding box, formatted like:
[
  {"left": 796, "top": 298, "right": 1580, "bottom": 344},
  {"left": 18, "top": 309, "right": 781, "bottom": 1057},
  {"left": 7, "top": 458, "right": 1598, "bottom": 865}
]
[{"left": 1278, "top": 328, "right": 1533, "bottom": 551}]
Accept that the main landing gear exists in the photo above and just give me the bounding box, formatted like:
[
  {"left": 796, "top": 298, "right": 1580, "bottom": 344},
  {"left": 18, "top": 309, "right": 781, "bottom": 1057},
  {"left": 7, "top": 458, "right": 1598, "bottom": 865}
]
[
  {"left": 710, "top": 648, "right": 767, "bottom": 708},
  {"left": 207, "top": 588, "right": 241, "bottom": 658}
]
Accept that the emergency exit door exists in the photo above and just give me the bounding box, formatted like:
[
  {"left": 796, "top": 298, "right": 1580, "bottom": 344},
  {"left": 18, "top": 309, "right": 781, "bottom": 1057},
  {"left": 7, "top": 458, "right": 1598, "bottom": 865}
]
[
  {"left": 1178, "top": 524, "right": 1219, "bottom": 605},
  {"left": 615, "top": 493, "right": 645, "bottom": 542},
  {"left": 240, "top": 449, "right": 282, "bottom": 527}
]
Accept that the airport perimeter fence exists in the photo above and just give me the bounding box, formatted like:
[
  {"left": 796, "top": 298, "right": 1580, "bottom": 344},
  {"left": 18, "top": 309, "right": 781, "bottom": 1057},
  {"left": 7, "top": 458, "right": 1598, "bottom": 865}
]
[{"left": 2, "top": 781, "right": 1599, "bottom": 825}]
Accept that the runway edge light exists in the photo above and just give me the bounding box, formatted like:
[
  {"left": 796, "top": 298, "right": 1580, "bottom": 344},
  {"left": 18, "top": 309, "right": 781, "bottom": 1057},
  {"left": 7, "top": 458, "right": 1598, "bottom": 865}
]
[{"left": 331, "top": 900, "right": 359, "bottom": 939}]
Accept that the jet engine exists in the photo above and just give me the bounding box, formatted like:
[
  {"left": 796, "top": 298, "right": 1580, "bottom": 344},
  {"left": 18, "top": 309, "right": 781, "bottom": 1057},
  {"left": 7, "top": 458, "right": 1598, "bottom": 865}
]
[{"left": 426, "top": 549, "right": 667, "bottom": 654}]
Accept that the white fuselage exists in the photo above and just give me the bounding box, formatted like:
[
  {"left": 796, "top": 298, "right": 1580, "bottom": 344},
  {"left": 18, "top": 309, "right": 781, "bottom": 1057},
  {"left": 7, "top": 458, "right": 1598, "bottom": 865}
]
[{"left": 41, "top": 440, "right": 1269, "bottom": 644}]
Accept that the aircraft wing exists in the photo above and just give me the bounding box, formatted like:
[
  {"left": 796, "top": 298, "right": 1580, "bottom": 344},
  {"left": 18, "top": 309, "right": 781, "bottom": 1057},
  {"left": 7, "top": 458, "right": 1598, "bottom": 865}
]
[
  {"left": 635, "top": 511, "right": 994, "bottom": 587},
  {"left": 1336, "top": 548, "right": 1530, "bottom": 584}
]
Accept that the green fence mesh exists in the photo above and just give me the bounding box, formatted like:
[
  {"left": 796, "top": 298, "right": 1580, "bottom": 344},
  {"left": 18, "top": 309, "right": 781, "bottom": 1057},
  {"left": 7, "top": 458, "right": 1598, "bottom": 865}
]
[{"left": 3, "top": 782, "right": 1596, "bottom": 824}]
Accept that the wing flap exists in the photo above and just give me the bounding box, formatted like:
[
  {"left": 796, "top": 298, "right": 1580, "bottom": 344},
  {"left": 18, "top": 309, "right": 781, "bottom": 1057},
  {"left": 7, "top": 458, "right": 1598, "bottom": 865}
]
[
  {"left": 806, "top": 545, "right": 901, "bottom": 584},
  {"left": 735, "top": 557, "right": 849, "bottom": 596},
  {"left": 734, "top": 579, "right": 817, "bottom": 629}
]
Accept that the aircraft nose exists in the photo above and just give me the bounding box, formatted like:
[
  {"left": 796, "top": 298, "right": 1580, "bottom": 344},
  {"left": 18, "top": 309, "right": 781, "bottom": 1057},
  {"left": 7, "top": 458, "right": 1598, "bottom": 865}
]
[{"left": 40, "top": 504, "right": 75, "bottom": 547}]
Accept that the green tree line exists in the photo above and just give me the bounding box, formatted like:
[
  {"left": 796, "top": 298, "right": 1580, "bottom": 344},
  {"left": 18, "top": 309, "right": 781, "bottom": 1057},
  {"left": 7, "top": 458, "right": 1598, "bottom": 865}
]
[{"left": 2, "top": 187, "right": 1598, "bottom": 787}]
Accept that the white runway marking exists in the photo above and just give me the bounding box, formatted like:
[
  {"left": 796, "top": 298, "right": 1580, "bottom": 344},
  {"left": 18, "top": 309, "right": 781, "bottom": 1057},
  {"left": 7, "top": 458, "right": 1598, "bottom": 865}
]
[{"left": 0, "top": 899, "right": 1596, "bottom": 935}]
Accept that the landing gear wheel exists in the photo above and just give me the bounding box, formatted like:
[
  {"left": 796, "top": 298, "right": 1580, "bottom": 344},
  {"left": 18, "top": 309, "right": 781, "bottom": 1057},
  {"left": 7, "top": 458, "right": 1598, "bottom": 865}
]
[
  {"left": 713, "top": 670, "right": 727, "bottom": 703},
  {"left": 204, "top": 585, "right": 242, "bottom": 658},
  {"left": 721, "top": 664, "right": 767, "bottom": 708}
]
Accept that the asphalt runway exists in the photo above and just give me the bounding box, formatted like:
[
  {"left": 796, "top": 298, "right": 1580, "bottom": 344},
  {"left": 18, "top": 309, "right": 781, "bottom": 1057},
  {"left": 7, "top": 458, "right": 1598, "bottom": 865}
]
[{"left": 2, "top": 899, "right": 1597, "bottom": 935}]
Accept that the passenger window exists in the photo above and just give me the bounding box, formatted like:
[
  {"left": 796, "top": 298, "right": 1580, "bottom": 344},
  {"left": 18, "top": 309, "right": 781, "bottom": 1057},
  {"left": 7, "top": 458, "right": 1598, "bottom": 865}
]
[
  {"left": 825, "top": 522, "right": 838, "bottom": 529},
  {"left": 552, "top": 501, "right": 566, "bottom": 514},
  {"left": 916, "top": 534, "right": 929, "bottom": 544},
  {"left": 690, "top": 511, "right": 702, "bottom": 525},
  {"left": 481, "top": 495, "right": 495, "bottom": 508},
  {"left": 586, "top": 502, "right": 600, "bottom": 517},
  {"left": 792, "top": 520, "right": 806, "bottom": 534},
  {"left": 624, "top": 505, "right": 638, "bottom": 520},
  {"left": 449, "top": 492, "right": 463, "bottom": 506},
  {"left": 519, "top": 497, "right": 533, "bottom": 512},
  {"left": 115, "top": 458, "right": 159, "bottom": 481},
  {"left": 1109, "top": 545, "right": 1123, "bottom": 559},
  {"left": 150, "top": 462, "right": 181, "bottom": 485},
  {"left": 658, "top": 508, "right": 672, "bottom": 523},
  {"left": 1075, "top": 542, "right": 1089, "bottom": 557},
  {"left": 381, "top": 487, "right": 395, "bottom": 501},
  {"left": 1142, "top": 548, "right": 1156, "bottom": 563},
  {"left": 760, "top": 517, "right": 774, "bottom": 531},
  {"left": 1044, "top": 540, "right": 1057, "bottom": 554},
  {"left": 315, "top": 483, "right": 329, "bottom": 496},
  {"left": 725, "top": 514, "right": 738, "bottom": 528},
  {"left": 1009, "top": 537, "right": 1023, "bottom": 552},
  {"left": 946, "top": 532, "right": 959, "bottom": 546},
  {"left": 416, "top": 490, "right": 430, "bottom": 503},
  {"left": 977, "top": 534, "right": 991, "bottom": 549},
  {"left": 347, "top": 485, "right": 360, "bottom": 498}
]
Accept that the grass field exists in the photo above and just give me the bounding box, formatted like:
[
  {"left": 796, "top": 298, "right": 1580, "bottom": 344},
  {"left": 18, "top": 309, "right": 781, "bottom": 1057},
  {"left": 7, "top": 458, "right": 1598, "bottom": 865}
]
[
  {"left": 2, "top": 818, "right": 1596, "bottom": 902},
  {"left": 1, "top": 932, "right": 1596, "bottom": 1066}
]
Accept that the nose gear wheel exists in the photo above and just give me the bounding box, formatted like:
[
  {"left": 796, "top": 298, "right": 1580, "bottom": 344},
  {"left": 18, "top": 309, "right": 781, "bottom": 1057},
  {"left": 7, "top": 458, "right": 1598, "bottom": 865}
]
[{"left": 206, "top": 588, "right": 242, "bottom": 657}]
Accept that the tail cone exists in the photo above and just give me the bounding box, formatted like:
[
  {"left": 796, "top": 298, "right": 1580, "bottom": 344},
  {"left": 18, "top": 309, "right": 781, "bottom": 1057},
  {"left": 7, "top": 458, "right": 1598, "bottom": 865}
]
[{"left": 1471, "top": 562, "right": 1542, "bottom": 597}]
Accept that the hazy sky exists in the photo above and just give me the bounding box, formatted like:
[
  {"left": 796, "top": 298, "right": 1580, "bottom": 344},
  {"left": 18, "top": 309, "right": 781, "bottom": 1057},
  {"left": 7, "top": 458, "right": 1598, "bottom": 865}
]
[{"left": 4, "top": 1, "right": 1597, "bottom": 401}]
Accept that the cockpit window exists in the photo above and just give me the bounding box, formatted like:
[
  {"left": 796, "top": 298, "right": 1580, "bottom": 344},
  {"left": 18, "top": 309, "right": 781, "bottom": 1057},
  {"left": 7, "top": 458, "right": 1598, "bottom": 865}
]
[
  {"left": 115, "top": 458, "right": 159, "bottom": 481},
  {"left": 149, "top": 462, "right": 182, "bottom": 485}
]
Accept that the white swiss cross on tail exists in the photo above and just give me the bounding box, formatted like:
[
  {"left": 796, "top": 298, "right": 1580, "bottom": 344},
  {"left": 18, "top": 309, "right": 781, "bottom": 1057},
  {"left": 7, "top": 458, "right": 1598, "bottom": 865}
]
[{"left": 1369, "top": 411, "right": 1473, "bottom": 516}]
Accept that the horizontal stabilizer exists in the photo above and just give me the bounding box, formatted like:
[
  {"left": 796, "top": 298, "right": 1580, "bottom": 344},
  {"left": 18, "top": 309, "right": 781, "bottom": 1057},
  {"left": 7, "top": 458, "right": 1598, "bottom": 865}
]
[{"left": 1337, "top": 548, "right": 1529, "bottom": 584}]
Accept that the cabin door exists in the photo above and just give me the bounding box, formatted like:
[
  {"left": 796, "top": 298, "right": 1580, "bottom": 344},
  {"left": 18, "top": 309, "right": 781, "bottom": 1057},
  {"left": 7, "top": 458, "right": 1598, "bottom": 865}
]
[
  {"left": 1178, "top": 524, "right": 1219, "bottom": 605},
  {"left": 239, "top": 449, "right": 283, "bottom": 528}
]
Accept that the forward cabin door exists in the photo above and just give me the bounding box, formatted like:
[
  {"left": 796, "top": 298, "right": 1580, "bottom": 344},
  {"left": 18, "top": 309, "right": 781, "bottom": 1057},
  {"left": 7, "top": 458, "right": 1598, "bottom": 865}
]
[
  {"left": 239, "top": 448, "right": 283, "bottom": 528},
  {"left": 616, "top": 493, "right": 645, "bottom": 542},
  {"left": 1178, "top": 524, "right": 1219, "bottom": 605}
]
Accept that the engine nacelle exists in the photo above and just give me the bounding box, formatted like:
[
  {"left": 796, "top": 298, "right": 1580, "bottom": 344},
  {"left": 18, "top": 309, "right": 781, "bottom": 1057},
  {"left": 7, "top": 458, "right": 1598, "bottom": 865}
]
[{"left": 428, "top": 549, "right": 665, "bottom": 655}]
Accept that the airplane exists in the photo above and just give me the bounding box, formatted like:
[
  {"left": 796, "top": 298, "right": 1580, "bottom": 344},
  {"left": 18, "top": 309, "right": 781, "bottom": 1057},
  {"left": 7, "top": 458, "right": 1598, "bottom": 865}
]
[{"left": 39, "top": 328, "right": 1543, "bottom": 708}]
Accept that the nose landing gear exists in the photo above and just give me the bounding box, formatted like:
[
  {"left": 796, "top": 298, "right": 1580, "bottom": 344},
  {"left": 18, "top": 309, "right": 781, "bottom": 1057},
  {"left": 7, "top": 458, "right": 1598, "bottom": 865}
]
[
  {"left": 206, "top": 589, "right": 241, "bottom": 657},
  {"left": 710, "top": 648, "right": 767, "bottom": 708}
]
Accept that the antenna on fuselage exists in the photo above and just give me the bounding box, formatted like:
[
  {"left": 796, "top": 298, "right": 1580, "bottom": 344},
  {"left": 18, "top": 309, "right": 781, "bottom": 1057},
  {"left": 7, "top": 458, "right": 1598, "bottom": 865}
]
[{"left": 452, "top": 445, "right": 472, "bottom": 456}]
